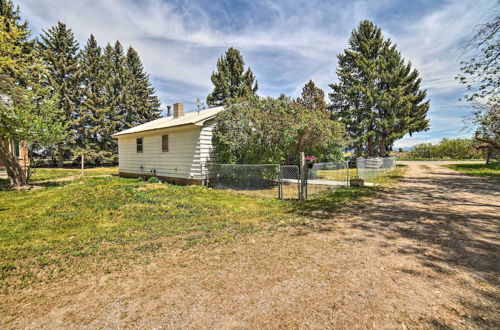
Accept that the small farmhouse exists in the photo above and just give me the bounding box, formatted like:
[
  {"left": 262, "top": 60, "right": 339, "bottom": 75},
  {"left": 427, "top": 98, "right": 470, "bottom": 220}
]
[{"left": 113, "top": 103, "right": 223, "bottom": 185}]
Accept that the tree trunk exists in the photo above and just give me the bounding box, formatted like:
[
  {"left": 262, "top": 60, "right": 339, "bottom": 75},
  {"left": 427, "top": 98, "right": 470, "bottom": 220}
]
[
  {"left": 486, "top": 148, "right": 491, "bottom": 164},
  {"left": 367, "top": 136, "right": 376, "bottom": 157},
  {"left": 0, "top": 138, "right": 28, "bottom": 187},
  {"left": 57, "top": 145, "right": 64, "bottom": 168}
]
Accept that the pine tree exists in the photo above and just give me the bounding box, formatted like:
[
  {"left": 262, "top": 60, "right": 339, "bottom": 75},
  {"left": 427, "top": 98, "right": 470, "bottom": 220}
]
[
  {"left": 123, "top": 46, "right": 161, "bottom": 126},
  {"left": 38, "top": 22, "right": 81, "bottom": 166},
  {"left": 297, "top": 80, "right": 327, "bottom": 111},
  {"left": 329, "top": 20, "right": 429, "bottom": 156},
  {"left": 0, "top": 0, "right": 34, "bottom": 83},
  {"left": 77, "top": 34, "right": 112, "bottom": 164},
  {"left": 100, "top": 41, "right": 125, "bottom": 156},
  {"left": 207, "top": 47, "right": 258, "bottom": 107}
]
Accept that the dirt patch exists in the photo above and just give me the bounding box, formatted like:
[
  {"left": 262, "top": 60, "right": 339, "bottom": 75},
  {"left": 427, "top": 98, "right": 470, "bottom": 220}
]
[{"left": 1, "top": 163, "right": 499, "bottom": 328}]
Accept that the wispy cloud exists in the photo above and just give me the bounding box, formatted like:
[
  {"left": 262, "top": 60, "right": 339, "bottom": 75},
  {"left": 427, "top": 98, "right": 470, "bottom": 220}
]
[{"left": 17, "top": 0, "right": 498, "bottom": 146}]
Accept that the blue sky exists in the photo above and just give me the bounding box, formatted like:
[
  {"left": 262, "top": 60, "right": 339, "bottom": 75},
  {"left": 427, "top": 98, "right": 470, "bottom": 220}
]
[{"left": 17, "top": 0, "right": 499, "bottom": 147}]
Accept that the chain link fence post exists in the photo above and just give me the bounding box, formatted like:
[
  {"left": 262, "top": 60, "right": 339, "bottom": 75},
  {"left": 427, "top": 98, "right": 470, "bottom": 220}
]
[{"left": 299, "top": 152, "right": 306, "bottom": 201}]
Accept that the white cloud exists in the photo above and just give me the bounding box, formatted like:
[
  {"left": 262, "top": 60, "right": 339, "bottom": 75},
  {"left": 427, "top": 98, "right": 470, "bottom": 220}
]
[{"left": 16, "top": 0, "right": 497, "bottom": 138}]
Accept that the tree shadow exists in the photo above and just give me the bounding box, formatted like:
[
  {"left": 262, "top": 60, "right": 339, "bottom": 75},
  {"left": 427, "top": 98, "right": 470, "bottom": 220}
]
[{"left": 291, "top": 168, "right": 500, "bottom": 327}]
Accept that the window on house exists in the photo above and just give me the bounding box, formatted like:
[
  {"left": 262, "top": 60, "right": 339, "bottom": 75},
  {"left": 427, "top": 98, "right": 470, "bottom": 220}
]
[
  {"left": 11, "top": 141, "right": 20, "bottom": 158},
  {"left": 162, "top": 134, "right": 169, "bottom": 152},
  {"left": 136, "top": 138, "right": 143, "bottom": 153}
]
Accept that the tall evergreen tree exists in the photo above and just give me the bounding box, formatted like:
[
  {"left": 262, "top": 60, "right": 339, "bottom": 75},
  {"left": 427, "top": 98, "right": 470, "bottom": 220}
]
[
  {"left": 38, "top": 22, "right": 81, "bottom": 166},
  {"left": 207, "top": 47, "right": 258, "bottom": 107},
  {"left": 297, "top": 80, "right": 327, "bottom": 111},
  {"left": 124, "top": 46, "right": 161, "bottom": 126},
  {"left": 330, "top": 20, "right": 429, "bottom": 156},
  {"left": 100, "top": 41, "right": 125, "bottom": 156},
  {"left": 77, "top": 34, "right": 112, "bottom": 164}
]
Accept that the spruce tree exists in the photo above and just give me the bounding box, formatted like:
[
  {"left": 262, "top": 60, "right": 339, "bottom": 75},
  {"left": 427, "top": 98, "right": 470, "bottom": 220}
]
[
  {"left": 78, "top": 34, "right": 112, "bottom": 164},
  {"left": 38, "top": 22, "right": 81, "bottom": 166},
  {"left": 124, "top": 46, "right": 161, "bottom": 126},
  {"left": 297, "top": 80, "right": 327, "bottom": 111},
  {"left": 207, "top": 47, "right": 258, "bottom": 107},
  {"left": 329, "top": 20, "right": 429, "bottom": 156},
  {"left": 100, "top": 42, "right": 125, "bottom": 156}
]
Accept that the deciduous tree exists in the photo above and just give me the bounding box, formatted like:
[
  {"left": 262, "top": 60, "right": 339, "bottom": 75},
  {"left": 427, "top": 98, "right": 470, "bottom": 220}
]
[
  {"left": 212, "top": 97, "right": 345, "bottom": 165},
  {"left": 0, "top": 0, "right": 66, "bottom": 187}
]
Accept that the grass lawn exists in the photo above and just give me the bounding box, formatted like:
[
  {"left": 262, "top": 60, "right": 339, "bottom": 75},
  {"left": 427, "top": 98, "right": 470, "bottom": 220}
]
[
  {"left": 444, "top": 162, "right": 500, "bottom": 179},
  {"left": 0, "top": 166, "right": 405, "bottom": 291},
  {"left": 396, "top": 157, "right": 484, "bottom": 161},
  {"left": 30, "top": 166, "right": 118, "bottom": 182}
]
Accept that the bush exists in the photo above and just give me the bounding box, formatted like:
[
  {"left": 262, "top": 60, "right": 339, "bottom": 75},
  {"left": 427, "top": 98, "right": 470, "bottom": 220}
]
[
  {"left": 406, "top": 138, "right": 482, "bottom": 159},
  {"left": 212, "top": 97, "right": 346, "bottom": 165},
  {"left": 147, "top": 176, "right": 160, "bottom": 183}
]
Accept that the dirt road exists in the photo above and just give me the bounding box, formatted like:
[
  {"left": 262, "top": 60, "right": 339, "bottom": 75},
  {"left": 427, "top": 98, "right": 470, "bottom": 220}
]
[{"left": 5, "top": 163, "right": 500, "bottom": 328}]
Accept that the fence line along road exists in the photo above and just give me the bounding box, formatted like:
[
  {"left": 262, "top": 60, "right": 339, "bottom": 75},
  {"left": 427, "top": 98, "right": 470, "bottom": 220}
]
[{"left": 356, "top": 156, "right": 396, "bottom": 180}]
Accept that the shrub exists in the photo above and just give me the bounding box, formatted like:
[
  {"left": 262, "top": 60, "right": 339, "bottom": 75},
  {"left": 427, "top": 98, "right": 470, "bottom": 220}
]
[
  {"left": 147, "top": 176, "right": 160, "bottom": 183},
  {"left": 212, "top": 97, "right": 346, "bottom": 165}
]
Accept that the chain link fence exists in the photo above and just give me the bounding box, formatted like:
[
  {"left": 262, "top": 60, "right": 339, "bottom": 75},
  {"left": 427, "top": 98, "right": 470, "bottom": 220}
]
[
  {"left": 202, "top": 163, "right": 281, "bottom": 198},
  {"left": 202, "top": 163, "right": 302, "bottom": 199},
  {"left": 202, "top": 157, "right": 394, "bottom": 200},
  {"left": 279, "top": 165, "right": 300, "bottom": 199},
  {"left": 356, "top": 156, "right": 396, "bottom": 180},
  {"left": 306, "top": 161, "right": 349, "bottom": 197}
]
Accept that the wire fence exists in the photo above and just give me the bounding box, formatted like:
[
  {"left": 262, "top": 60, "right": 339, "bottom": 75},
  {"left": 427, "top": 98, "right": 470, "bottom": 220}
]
[
  {"left": 306, "top": 161, "right": 350, "bottom": 197},
  {"left": 356, "top": 156, "right": 396, "bottom": 180},
  {"left": 202, "top": 163, "right": 301, "bottom": 199},
  {"left": 280, "top": 165, "right": 301, "bottom": 200},
  {"left": 202, "top": 163, "right": 281, "bottom": 198},
  {"left": 202, "top": 157, "right": 396, "bottom": 200}
]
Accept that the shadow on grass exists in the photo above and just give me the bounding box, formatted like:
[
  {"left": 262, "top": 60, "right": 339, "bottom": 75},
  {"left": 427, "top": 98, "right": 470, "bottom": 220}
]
[{"left": 290, "top": 165, "right": 407, "bottom": 219}]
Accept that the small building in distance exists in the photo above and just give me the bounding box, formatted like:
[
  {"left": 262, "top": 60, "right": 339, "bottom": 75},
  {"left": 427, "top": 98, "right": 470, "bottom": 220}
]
[{"left": 112, "top": 103, "right": 223, "bottom": 185}]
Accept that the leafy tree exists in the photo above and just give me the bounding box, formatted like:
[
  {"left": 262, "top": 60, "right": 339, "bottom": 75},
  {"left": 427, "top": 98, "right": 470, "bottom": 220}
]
[
  {"left": 38, "top": 22, "right": 81, "bottom": 167},
  {"left": 330, "top": 20, "right": 429, "bottom": 157},
  {"left": 457, "top": 14, "right": 499, "bottom": 162},
  {"left": 406, "top": 138, "right": 482, "bottom": 160},
  {"left": 207, "top": 47, "right": 258, "bottom": 107},
  {"left": 297, "top": 80, "right": 327, "bottom": 111},
  {"left": 212, "top": 97, "right": 345, "bottom": 165},
  {"left": 0, "top": 0, "right": 66, "bottom": 187}
]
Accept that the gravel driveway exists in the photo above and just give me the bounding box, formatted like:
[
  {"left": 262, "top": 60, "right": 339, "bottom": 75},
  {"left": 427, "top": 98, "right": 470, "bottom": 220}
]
[{"left": 4, "top": 162, "right": 499, "bottom": 329}]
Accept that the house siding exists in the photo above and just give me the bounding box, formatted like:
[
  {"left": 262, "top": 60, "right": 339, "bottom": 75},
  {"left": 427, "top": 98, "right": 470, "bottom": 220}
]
[
  {"left": 0, "top": 139, "right": 29, "bottom": 168},
  {"left": 117, "top": 119, "right": 216, "bottom": 184}
]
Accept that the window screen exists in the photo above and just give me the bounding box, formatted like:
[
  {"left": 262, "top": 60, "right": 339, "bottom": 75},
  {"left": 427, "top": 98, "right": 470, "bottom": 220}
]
[
  {"left": 136, "top": 138, "right": 143, "bottom": 153},
  {"left": 162, "top": 135, "right": 169, "bottom": 152}
]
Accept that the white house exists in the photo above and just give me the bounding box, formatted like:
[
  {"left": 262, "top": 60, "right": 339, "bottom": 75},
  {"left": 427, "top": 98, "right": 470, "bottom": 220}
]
[{"left": 112, "top": 103, "right": 224, "bottom": 185}]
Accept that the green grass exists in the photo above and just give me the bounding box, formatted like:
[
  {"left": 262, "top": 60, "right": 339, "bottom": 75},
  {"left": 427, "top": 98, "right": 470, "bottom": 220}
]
[
  {"left": 0, "top": 166, "right": 405, "bottom": 290},
  {"left": 444, "top": 162, "right": 500, "bottom": 179},
  {"left": 30, "top": 166, "right": 118, "bottom": 182},
  {"left": 396, "top": 157, "right": 484, "bottom": 161}
]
